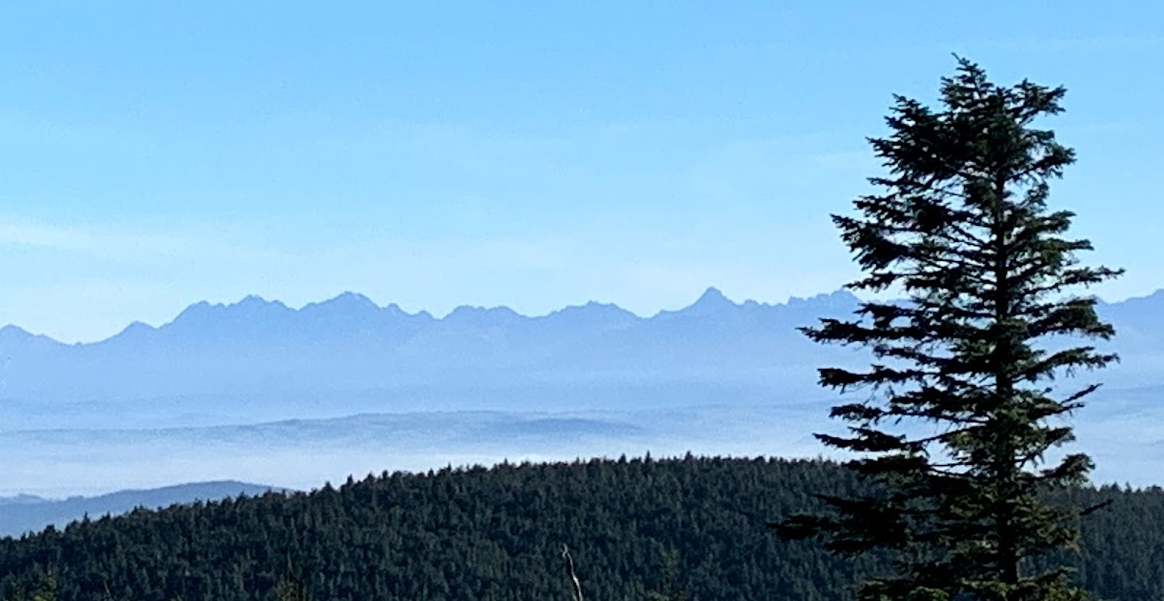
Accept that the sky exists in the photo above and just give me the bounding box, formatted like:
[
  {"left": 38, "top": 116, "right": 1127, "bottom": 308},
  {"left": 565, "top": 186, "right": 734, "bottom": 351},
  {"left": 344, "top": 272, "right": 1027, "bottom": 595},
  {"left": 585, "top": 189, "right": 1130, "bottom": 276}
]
[{"left": 1, "top": 1, "right": 1162, "bottom": 343}]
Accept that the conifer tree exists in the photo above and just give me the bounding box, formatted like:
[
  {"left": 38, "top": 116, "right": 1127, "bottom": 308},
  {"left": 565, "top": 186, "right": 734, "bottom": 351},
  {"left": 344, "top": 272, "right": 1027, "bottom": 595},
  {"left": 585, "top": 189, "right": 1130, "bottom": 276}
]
[{"left": 772, "top": 58, "right": 1122, "bottom": 601}]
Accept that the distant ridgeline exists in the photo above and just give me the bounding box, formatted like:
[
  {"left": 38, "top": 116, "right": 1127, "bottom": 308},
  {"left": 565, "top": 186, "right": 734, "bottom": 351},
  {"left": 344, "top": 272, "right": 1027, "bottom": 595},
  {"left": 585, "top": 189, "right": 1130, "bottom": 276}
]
[
  {"left": 0, "top": 481, "right": 283, "bottom": 538},
  {"left": 0, "top": 456, "right": 1160, "bottom": 601}
]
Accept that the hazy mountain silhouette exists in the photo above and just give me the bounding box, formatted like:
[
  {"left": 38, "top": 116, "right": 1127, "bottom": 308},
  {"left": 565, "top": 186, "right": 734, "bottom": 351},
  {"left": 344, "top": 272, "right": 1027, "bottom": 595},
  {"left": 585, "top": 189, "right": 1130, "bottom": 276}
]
[
  {"left": 0, "top": 287, "right": 1158, "bottom": 418},
  {"left": 0, "top": 480, "right": 287, "bottom": 537}
]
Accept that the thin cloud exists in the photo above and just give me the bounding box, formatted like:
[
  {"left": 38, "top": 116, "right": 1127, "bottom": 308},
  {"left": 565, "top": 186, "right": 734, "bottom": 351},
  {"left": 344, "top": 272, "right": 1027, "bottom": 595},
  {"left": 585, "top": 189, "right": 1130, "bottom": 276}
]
[
  {"left": 0, "top": 220, "right": 92, "bottom": 252},
  {"left": 986, "top": 35, "right": 1164, "bottom": 53},
  {"left": 0, "top": 216, "right": 278, "bottom": 264}
]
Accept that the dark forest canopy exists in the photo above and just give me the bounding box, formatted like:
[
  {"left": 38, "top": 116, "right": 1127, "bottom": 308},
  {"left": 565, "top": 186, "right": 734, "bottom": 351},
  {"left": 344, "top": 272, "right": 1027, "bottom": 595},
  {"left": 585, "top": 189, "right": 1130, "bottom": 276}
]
[{"left": 0, "top": 456, "right": 1161, "bottom": 601}]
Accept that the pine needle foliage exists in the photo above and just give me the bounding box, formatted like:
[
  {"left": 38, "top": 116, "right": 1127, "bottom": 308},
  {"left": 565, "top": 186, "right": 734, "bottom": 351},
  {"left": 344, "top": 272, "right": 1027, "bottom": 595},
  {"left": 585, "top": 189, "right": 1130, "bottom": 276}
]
[{"left": 772, "top": 58, "right": 1122, "bottom": 601}]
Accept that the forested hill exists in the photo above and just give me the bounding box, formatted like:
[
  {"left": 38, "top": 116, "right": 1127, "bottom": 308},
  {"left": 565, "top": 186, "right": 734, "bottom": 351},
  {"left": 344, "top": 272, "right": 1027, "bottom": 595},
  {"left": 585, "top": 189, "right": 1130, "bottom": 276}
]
[{"left": 1, "top": 456, "right": 1161, "bottom": 601}]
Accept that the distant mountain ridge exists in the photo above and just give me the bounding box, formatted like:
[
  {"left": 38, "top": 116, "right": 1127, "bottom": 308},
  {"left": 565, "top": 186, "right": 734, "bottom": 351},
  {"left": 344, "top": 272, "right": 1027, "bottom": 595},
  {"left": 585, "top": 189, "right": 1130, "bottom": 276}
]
[
  {"left": 0, "top": 480, "right": 287, "bottom": 538},
  {"left": 0, "top": 287, "right": 1159, "bottom": 413},
  {"left": 6, "top": 286, "right": 1156, "bottom": 347},
  {"left": 0, "top": 287, "right": 842, "bottom": 346}
]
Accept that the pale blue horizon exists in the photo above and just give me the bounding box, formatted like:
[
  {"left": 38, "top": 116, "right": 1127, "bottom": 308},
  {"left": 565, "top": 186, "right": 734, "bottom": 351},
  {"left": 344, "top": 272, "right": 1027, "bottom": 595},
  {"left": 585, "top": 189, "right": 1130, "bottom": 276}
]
[{"left": 2, "top": 2, "right": 1162, "bottom": 343}]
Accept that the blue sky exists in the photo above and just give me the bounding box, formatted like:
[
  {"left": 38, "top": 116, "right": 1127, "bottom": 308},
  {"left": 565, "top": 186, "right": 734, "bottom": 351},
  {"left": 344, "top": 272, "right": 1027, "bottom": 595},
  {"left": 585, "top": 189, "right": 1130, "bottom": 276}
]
[{"left": 1, "top": 1, "right": 1162, "bottom": 342}]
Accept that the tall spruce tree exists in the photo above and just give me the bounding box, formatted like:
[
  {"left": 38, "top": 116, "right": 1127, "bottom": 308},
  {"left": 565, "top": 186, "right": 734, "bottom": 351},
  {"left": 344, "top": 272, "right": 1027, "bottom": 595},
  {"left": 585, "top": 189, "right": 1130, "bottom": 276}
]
[{"left": 772, "top": 58, "right": 1122, "bottom": 601}]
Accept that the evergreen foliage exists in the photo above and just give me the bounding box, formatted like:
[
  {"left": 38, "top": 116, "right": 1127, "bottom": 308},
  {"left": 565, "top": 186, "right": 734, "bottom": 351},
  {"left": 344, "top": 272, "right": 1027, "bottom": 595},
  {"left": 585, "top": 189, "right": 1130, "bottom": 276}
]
[
  {"left": 0, "top": 457, "right": 1161, "bottom": 601},
  {"left": 772, "top": 58, "right": 1123, "bottom": 601}
]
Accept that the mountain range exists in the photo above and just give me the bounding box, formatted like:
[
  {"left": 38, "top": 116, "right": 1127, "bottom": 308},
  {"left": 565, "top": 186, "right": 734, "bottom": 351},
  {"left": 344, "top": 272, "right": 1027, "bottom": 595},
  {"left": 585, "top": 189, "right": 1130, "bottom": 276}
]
[
  {"left": 1, "top": 287, "right": 1162, "bottom": 495},
  {"left": 0, "top": 480, "right": 286, "bottom": 538},
  {"left": 1, "top": 287, "right": 1160, "bottom": 416}
]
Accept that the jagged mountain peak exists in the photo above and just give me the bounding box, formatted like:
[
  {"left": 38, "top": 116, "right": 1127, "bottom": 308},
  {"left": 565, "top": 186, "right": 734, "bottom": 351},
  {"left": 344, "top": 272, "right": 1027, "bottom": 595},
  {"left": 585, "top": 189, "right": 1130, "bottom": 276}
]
[
  {"left": 170, "top": 301, "right": 215, "bottom": 325},
  {"left": 384, "top": 303, "right": 431, "bottom": 319},
  {"left": 0, "top": 325, "right": 34, "bottom": 340},
  {"left": 326, "top": 291, "right": 375, "bottom": 306},
  {"left": 1104, "top": 288, "right": 1164, "bottom": 306},
  {"left": 537, "top": 301, "right": 641, "bottom": 328},
  {"left": 784, "top": 289, "right": 861, "bottom": 312},
  {"left": 112, "top": 321, "right": 157, "bottom": 339},
  {"left": 0, "top": 324, "right": 65, "bottom": 348},
  {"left": 444, "top": 305, "right": 522, "bottom": 322},
  {"left": 303, "top": 292, "right": 378, "bottom": 312},
  {"left": 690, "top": 286, "right": 737, "bottom": 310},
  {"left": 232, "top": 295, "right": 290, "bottom": 311},
  {"left": 655, "top": 286, "right": 737, "bottom": 319},
  {"left": 695, "top": 286, "right": 730, "bottom": 304},
  {"left": 549, "top": 300, "right": 630, "bottom": 314}
]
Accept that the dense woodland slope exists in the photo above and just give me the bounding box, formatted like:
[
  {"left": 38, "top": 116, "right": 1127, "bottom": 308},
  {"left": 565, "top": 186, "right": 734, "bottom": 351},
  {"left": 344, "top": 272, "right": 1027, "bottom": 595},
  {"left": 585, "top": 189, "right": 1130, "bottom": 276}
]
[{"left": 0, "top": 456, "right": 1160, "bottom": 601}]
